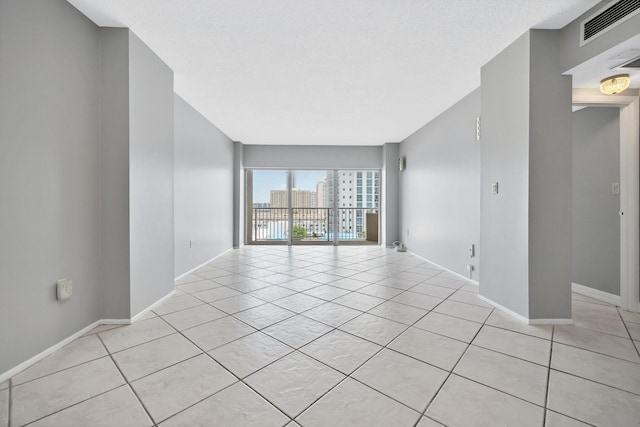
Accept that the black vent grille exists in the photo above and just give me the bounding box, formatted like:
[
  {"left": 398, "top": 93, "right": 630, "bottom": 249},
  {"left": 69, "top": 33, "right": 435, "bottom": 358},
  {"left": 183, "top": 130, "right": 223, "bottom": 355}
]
[{"left": 583, "top": 0, "right": 640, "bottom": 42}]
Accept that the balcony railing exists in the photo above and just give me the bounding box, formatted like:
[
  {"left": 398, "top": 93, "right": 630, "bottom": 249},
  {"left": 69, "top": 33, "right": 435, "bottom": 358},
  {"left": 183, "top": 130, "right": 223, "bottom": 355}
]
[{"left": 251, "top": 207, "right": 378, "bottom": 242}]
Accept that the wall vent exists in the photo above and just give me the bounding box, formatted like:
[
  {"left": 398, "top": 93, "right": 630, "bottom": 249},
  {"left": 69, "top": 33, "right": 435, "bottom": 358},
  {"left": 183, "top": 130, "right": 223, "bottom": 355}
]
[
  {"left": 619, "top": 56, "right": 640, "bottom": 69},
  {"left": 580, "top": 0, "right": 640, "bottom": 46}
]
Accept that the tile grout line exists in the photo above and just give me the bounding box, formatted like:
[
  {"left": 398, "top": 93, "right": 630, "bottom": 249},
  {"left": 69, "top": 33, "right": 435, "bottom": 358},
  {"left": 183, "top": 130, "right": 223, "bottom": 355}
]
[
  {"left": 542, "top": 325, "right": 555, "bottom": 427},
  {"left": 411, "top": 303, "right": 495, "bottom": 427},
  {"left": 96, "top": 333, "right": 159, "bottom": 427},
  {"left": 617, "top": 307, "right": 640, "bottom": 359}
]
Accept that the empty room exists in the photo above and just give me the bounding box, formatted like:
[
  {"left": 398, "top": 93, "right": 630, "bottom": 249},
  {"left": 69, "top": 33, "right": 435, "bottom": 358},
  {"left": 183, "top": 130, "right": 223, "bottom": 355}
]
[{"left": 1, "top": 0, "right": 639, "bottom": 426}]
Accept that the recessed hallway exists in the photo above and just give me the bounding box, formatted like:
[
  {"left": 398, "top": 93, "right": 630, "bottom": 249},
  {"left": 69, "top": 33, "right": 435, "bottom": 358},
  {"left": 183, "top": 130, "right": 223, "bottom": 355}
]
[{"left": 3, "top": 246, "right": 640, "bottom": 426}]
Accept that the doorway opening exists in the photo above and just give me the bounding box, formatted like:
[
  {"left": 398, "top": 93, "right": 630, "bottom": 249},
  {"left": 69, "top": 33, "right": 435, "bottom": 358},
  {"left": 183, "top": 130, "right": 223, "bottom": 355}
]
[
  {"left": 572, "top": 89, "right": 639, "bottom": 313},
  {"left": 246, "top": 169, "right": 381, "bottom": 245}
]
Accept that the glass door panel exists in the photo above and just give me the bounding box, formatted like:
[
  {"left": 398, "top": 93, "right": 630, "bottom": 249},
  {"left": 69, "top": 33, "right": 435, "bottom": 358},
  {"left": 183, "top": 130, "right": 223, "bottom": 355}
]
[
  {"left": 291, "top": 170, "right": 332, "bottom": 244},
  {"left": 249, "top": 170, "right": 288, "bottom": 243},
  {"left": 334, "top": 170, "right": 379, "bottom": 243}
]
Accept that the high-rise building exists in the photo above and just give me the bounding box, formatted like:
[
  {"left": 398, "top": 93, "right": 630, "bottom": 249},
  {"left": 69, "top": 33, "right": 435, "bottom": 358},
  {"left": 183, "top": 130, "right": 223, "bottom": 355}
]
[
  {"left": 326, "top": 171, "right": 379, "bottom": 235},
  {"left": 316, "top": 178, "right": 327, "bottom": 208}
]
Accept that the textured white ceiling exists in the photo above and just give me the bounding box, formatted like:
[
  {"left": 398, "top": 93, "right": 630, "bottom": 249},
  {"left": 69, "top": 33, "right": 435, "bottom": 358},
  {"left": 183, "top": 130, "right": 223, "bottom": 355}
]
[{"left": 68, "top": 0, "right": 600, "bottom": 145}]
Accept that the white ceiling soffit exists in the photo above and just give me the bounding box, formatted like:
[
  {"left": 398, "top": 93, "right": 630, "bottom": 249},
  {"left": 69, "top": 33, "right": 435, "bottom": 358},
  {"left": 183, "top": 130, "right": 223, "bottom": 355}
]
[
  {"left": 68, "top": 0, "right": 600, "bottom": 145},
  {"left": 569, "top": 33, "right": 640, "bottom": 90}
]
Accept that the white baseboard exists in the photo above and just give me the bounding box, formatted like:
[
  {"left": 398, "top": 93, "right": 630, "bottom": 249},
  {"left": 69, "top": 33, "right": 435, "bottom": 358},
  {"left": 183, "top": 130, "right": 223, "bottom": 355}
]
[
  {"left": 0, "top": 317, "right": 128, "bottom": 384},
  {"left": 174, "top": 248, "right": 233, "bottom": 281},
  {"left": 0, "top": 290, "right": 175, "bottom": 384},
  {"left": 130, "top": 290, "right": 176, "bottom": 323},
  {"left": 572, "top": 282, "right": 621, "bottom": 306},
  {"left": 477, "top": 295, "right": 573, "bottom": 326},
  {"left": 407, "top": 250, "right": 479, "bottom": 285}
]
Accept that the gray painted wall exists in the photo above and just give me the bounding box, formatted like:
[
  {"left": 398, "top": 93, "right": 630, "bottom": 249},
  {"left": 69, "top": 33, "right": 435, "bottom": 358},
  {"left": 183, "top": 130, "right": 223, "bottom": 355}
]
[
  {"left": 128, "top": 33, "right": 175, "bottom": 316},
  {"left": 480, "top": 30, "right": 573, "bottom": 320},
  {"left": 573, "top": 107, "right": 620, "bottom": 295},
  {"left": 480, "top": 32, "right": 533, "bottom": 318},
  {"left": 0, "top": 0, "right": 101, "bottom": 373},
  {"left": 174, "top": 95, "right": 234, "bottom": 276},
  {"left": 399, "top": 89, "right": 481, "bottom": 277},
  {"left": 527, "top": 30, "right": 573, "bottom": 320},
  {"left": 98, "top": 28, "right": 131, "bottom": 319},
  {"left": 243, "top": 145, "right": 382, "bottom": 169},
  {"left": 233, "top": 142, "right": 245, "bottom": 248}
]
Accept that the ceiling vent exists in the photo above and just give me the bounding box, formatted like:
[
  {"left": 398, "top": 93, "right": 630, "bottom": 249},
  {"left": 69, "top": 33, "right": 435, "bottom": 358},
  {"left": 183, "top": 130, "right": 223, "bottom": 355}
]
[{"left": 580, "top": 0, "right": 640, "bottom": 46}]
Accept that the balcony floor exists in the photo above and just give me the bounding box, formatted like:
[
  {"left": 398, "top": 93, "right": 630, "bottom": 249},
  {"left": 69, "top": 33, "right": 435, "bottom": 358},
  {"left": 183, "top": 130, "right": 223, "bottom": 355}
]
[{"left": 5, "top": 246, "right": 640, "bottom": 426}]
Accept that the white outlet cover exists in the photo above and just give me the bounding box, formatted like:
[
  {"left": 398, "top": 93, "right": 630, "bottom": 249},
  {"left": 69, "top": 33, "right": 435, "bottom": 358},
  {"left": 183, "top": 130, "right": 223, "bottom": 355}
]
[
  {"left": 57, "top": 279, "right": 73, "bottom": 301},
  {"left": 612, "top": 182, "right": 620, "bottom": 195}
]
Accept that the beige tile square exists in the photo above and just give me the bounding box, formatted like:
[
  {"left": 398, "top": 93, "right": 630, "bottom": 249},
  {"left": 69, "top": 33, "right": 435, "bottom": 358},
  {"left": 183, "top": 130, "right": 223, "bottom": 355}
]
[
  {"left": 551, "top": 342, "right": 640, "bottom": 395},
  {"left": 553, "top": 325, "right": 639, "bottom": 362},
  {"left": 153, "top": 294, "right": 204, "bottom": 315},
  {"left": 368, "top": 300, "right": 428, "bottom": 325},
  {"left": 193, "top": 287, "right": 242, "bottom": 302},
  {"left": 132, "top": 354, "right": 236, "bottom": 423},
  {"left": 547, "top": 370, "right": 640, "bottom": 427},
  {"left": 356, "top": 284, "right": 404, "bottom": 299},
  {"left": 183, "top": 316, "right": 256, "bottom": 351},
  {"left": 416, "top": 417, "right": 446, "bottom": 427},
  {"left": 626, "top": 321, "right": 640, "bottom": 340},
  {"left": 302, "top": 302, "right": 362, "bottom": 327},
  {"left": 572, "top": 306, "right": 629, "bottom": 338},
  {"left": 545, "top": 411, "right": 592, "bottom": 427},
  {"left": 263, "top": 315, "right": 333, "bottom": 348},
  {"left": 296, "top": 378, "right": 420, "bottom": 427},
  {"left": 272, "top": 293, "right": 326, "bottom": 313},
  {"left": 28, "top": 386, "right": 152, "bottom": 427},
  {"left": 446, "top": 290, "right": 493, "bottom": 308},
  {"left": 348, "top": 272, "right": 386, "bottom": 283},
  {"left": 300, "top": 330, "right": 381, "bottom": 374},
  {"left": 454, "top": 346, "right": 548, "bottom": 405},
  {"left": 280, "top": 278, "right": 322, "bottom": 292},
  {"left": 620, "top": 309, "right": 640, "bottom": 324},
  {"left": 161, "top": 304, "right": 227, "bottom": 331},
  {"left": 414, "top": 312, "right": 482, "bottom": 343},
  {"left": 389, "top": 327, "right": 468, "bottom": 371},
  {"left": 425, "top": 276, "right": 466, "bottom": 289},
  {"left": 333, "top": 292, "right": 385, "bottom": 311},
  {"left": 391, "top": 291, "right": 443, "bottom": 310},
  {"left": 374, "top": 277, "right": 419, "bottom": 290},
  {"left": 353, "top": 349, "right": 448, "bottom": 412},
  {"left": 426, "top": 375, "right": 544, "bottom": 427},
  {"left": 159, "top": 382, "right": 288, "bottom": 427},
  {"left": 245, "top": 352, "right": 344, "bottom": 418},
  {"left": 408, "top": 283, "right": 456, "bottom": 299},
  {"left": 112, "top": 333, "right": 201, "bottom": 381},
  {"left": 211, "top": 294, "right": 267, "bottom": 314},
  {"left": 339, "top": 313, "right": 408, "bottom": 346},
  {"left": 485, "top": 309, "right": 552, "bottom": 340},
  {"left": 259, "top": 273, "right": 295, "bottom": 285},
  {"left": 12, "top": 357, "right": 125, "bottom": 426},
  {"left": 330, "top": 277, "right": 370, "bottom": 291},
  {"left": 175, "top": 274, "right": 205, "bottom": 285},
  {"left": 83, "top": 324, "right": 123, "bottom": 336},
  {"left": 433, "top": 300, "right": 492, "bottom": 323},
  {"left": 303, "top": 285, "right": 351, "bottom": 301},
  {"left": 226, "top": 278, "right": 272, "bottom": 293},
  {"left": 176, "top": 279, "right": 221, "bottom": 294},
  {"left": 248, "top": 285, "right": 297, "bottom": 302},
  {"left": 99, "top": 317, "right": 176, "bottom": 353},
  {"left": 472, "top": 325, "right": 550, "bottom": 366},
  {"left": 13, "top": 334, "right": 107, "bottom": 385},
  {"left": 208, "top": 332, "right": 293, "bottom": 378},
  {"left": 233, "top": 303, "right": 296, "bottom": 329}
]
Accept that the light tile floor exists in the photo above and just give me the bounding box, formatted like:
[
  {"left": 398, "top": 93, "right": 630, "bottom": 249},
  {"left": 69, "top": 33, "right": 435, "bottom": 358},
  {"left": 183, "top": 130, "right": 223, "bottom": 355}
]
[{"left": 4, "top": 246, "right": 640, "bottom": 426}]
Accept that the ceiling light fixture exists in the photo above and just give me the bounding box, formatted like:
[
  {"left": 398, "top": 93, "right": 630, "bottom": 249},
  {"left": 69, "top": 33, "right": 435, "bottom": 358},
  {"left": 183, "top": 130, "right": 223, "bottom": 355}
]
[{"left": 600, "top": 74, "right": 631, "bottom": 95}]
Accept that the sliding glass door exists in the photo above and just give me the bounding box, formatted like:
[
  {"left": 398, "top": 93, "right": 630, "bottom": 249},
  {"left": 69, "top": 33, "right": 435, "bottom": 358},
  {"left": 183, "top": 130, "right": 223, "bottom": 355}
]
[{"left": 246, "top": 169, "right": 379, "bottom": 245}]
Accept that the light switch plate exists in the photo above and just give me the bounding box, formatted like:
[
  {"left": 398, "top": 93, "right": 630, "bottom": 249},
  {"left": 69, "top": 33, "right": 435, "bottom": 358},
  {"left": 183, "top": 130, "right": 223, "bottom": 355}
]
[
  {"left": 612, "top": 182, "right": 620, "bottom": 195},
  {"left": 491, "top": 182, "right": 499, "bottom": 195}
]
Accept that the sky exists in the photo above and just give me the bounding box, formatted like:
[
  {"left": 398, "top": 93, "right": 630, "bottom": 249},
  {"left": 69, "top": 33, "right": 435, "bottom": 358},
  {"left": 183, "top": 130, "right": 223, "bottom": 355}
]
[{"left": 252, "top": 170, "right": 328, "bottom": 203}]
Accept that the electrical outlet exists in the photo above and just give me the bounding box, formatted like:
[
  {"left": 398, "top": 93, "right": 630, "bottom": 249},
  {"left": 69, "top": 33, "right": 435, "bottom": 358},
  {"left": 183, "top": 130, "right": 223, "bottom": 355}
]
[
  {"left": 466, "top": 264, "right": 474, "bottom": 272},
  {"left": 190, "top": 239, "right": 193, "bottom": 248},
  {"left": 469, "top": 244, "right": 475, "bottom": 258},
  {"left": 56, "top": 279, "right": 73, "bottom": 301},
  {"left": 612, "top": 182, "right": 620, "bottom": 195},
  {"left": 406, "top": 228, "right": 410, "bottom": 236}
]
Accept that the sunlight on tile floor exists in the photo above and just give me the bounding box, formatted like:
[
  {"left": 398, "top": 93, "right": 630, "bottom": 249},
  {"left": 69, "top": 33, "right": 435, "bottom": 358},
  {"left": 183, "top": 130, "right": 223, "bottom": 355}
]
[{"left": 4, "top": 246, "right": 640, "bottom": 426}]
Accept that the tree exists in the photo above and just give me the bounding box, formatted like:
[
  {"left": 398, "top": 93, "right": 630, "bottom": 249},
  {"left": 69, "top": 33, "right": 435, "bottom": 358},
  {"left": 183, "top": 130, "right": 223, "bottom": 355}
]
[{"left": 293, "top": 225, "right": 307, "bottom": 240}]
